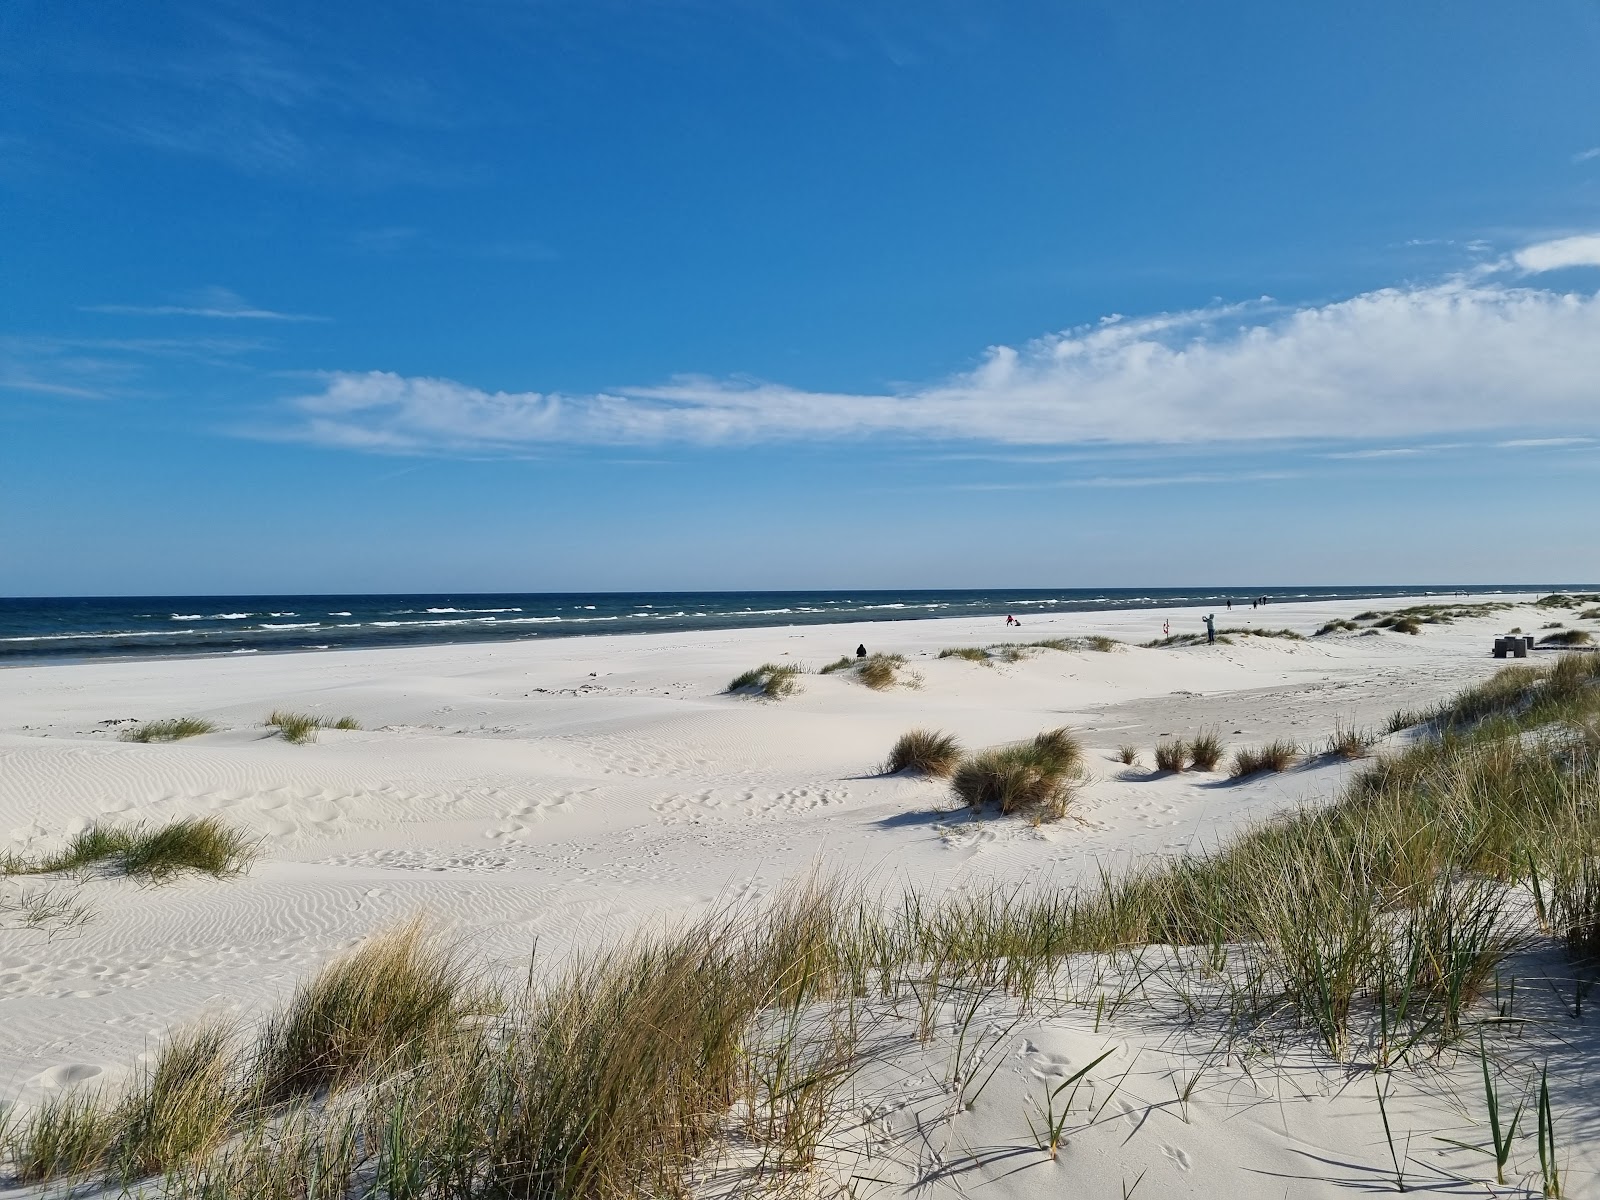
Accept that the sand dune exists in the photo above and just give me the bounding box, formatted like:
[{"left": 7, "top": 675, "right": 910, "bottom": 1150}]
[{"left": 4, "top": 590, "right": 1596, "bottom": 1195}]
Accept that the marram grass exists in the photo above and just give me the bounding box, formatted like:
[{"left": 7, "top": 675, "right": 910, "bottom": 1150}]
[
  {"left": 121, "top": 717, "right": 216, "bottom": 743},
  {"left": 0, "top": 817, "right": 256, "bottom": 882},
  {"left": 883, "top": 729, "right": 963, "bottom": 777}
]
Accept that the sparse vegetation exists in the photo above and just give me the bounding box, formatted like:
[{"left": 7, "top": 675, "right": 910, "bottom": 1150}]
[
  {"left": 0, "top": 817, "right": 256, "bottom": 882},
  {"left": 1326, "top": 722, "right": 1374, "bottom": 759},
  {"left": 121, "top": 718, "right": 217, "bottom": 743},
  {"left": 727, "top": 663, "right": 804, "bottom": 699},
  {"left": 258, "top": 920, "right": 477, "bottom": 1103},
  {"left": 1153, "top": 739, "right": 1188, "bottom": 772},
  {"left": 1144, "top": 626, "right": 1301, "bottom": 648},
  {"left": 937, "top": 646, "right": 988, "bottom": 663},
  {"left": 951, "top": 728, "right": 1083, "bottom": 821},
  {"left": 265, "top": 710, "right": 361, "bottom": 743},
  {"left": 818, "top": 656, "right": 854, "bottom": 674},
  {"left": 1188, "top": 730, "right": 1224, "bottom": 771},
  {"left": 883, "top": 729, "right": 963, "bottom": 777},
  {"left": 857, "top": 653, "right": 907, "bottom": 690},
  {"left": 1116, "top": 744, "right": 1140, "bottom": 766},
  {"left": 1315, "top": 619, "right": 1361, "bottom": 636},
  {"left": 1230, "top": 739, "right": 1299, "bottom": 777},
  {"left": 1540, "top": 629, "right": 1593, "bottom": 646}
]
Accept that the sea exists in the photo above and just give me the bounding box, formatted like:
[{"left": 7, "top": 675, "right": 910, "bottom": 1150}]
[{"left": 0, "top": 587, "right": 1546, "bottom": 665}]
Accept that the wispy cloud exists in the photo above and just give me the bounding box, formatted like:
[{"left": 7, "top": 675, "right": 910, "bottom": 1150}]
[
  {"left": 260, "top": 240, "right": 1600, "bottom": 455},
  {"left": 1497, "top": 436, "right": 1595, "bottom": 448},
  {"left": 1324, "top": 447, "right": 1424, "bottom": 460},
  {"left": 84, "top": 287, "right": 324, "bottom": 322},
  {"left": 1574, "top": 147, "right": 1600, "bottom": 163},
  {"left": 951, "top": 471, "right": 1297, "bottom": 492},
  {"left": 1512, "top": 233, "right": 1600, "bottom": 273}
]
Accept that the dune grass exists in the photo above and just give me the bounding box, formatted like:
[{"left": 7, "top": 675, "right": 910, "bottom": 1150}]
[
  {"left": 1539, "top": 629, "right": 1593, "bottom": 646},
  {"left": 1326, "top": 722, "right": 1374, "bottom": 760},
  {"left": 1230, "top": 739, "right": 1299, "bottom": 778},
  {"left": 0, "top": 817, "right": 256, "bottom": 882},
  {"left": 937, "top": 646, "right": 989, "bottom": 663},
  {"left": 883, "top": 729, "right": 963, "bottom": 777},
  {"left": 1188, "top": 729, "right": 1224, "bottom": 771},
  {"left": 265, "top": 710, "right": 361, "bottom": 744},
  {"left": 856, "top": 653, "right": 907, "bottom": 690},
  {"left": 258, "top": 920, "right": 478, "bottom": 1103},
  {"left": 1316, "top": 618, "right": 1361, "bottom": 635},
  {"left": 1116, "top": 744, "right": 1140, "bottom": 766},
  {"left": 120, "top": 717, "right": 216, "bottom": 743},
  {"left": 818, "top": 655, "right": 854, "bottom": 674},
  {"left": 1153, "top": 739, "right": 1188, "bottom": 772},
  {"left": 727, "top": 663, "right": 804, "bottom": 699},
  {"left": 951, "top": 728, "right": 1083, "bottom": 821}
]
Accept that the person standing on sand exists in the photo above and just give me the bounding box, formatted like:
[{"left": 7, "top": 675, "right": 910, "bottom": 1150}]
[
  {"left": 1226, "top": 598, "right": 1232, "bottom": 611},
  {"left": 1204, "top": 613, "right": 1216, "bottom": 645}
]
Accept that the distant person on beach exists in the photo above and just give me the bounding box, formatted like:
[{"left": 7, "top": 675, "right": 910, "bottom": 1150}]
[
  {"left": 856, "top": 643, "right": 867, "bottom": 658},
  {"left": 1204, "top": 613, "right": 1216, "bottom": 645},
  {"left": 1163, "top": 619, "right": 1170, "bottom": 639}
]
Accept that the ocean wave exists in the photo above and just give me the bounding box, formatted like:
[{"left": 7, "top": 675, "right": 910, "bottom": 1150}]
[
  {"left": 2, "top": 629, "right": 198, "bottom": 642},
  {"left": 424, "top": 607, "right": 524, "bottom": 614},
  {"left": 257, "top": 623, "right": 321, "bottom": 630},
  {"left": 170, "top": 613, "right": 203, "bottom": 620},
  {"left": 328, "top": 611, "right": 353, "bottom": 617}
]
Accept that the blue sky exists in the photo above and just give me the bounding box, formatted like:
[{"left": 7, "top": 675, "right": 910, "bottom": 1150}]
[{"left": 5, "top": 1, "right": 1600, "bottom": 595}]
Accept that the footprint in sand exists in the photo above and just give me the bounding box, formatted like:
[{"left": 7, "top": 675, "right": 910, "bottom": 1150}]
[
  {"left": 35, "top": 1063, "right": 104, "bottom": 1089},
  {"left": 1161, "top": 1144, "right": 1192, "bottom": 1170}
]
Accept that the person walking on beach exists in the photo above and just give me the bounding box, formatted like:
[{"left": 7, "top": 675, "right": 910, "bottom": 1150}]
[
  {"left": 1226, "top": 598, "right": 1232, "bottom": 611},
  {"left": 1204, "top": 613, "right": 1216, "bottom": 645}
]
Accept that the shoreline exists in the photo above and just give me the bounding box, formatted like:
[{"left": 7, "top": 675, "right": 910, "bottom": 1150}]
[
  {"left": 0, "top": 584, "right": 1568, "bottom": 670},
  {"left": 0, "top": 587, "right": 1543, "bottom": 675}
]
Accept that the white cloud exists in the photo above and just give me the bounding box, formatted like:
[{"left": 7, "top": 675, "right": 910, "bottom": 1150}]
[
  {"left": 1574, "top": 147, "right": 1600, "bottom": 163},
  {"left": 1512, "top": 234, "right": 1600, "bottom": 273},
  {"left": 84, "top": 287, "right": 324, "bottom": 321},
  {"left": 268, "top": 267, "right": 1600, "bottom": 455},
  {"left": 1497, "top": 436, "right": 1594, "bottom": 448}
]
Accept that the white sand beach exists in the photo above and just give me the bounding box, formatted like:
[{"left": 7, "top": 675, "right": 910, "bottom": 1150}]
[{"left": 4, "top": 591, "right": 1597, "bottom": 1197}]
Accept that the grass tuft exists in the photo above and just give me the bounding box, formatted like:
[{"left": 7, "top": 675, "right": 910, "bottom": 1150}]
[
  {"left": 1539, "top": 629, "right": 1593, "bottom": 646},
  {"left": 937, "top": 646, "right": 989, "bottom": 663},
  {"left": 1, "top": 817, "right": 256, "bottom": 882},
  {"left": 257, "top": 919, "right": 478, "bottom": 1103},
  {"left": 1116, "top": 744, "right": 1140, "bottom": 766},
  {"left": 728, "top": 663, "right": 804, "bottom": 699},
  {"left": 266, "top": 711, "right": 320, "bottom": 744},
  {"left": 121, "top": 718, "right": 216, "bottom": 743},
  {"left": 1230, "top": 738, "right": 1299, "bottom": 778},
  {"left": 951, "top": 728, "right": 1083, "bottom": 821},
  {"left": 882, "top": 729, "right": 963, "bottom": 777},
  {"left": 1188, "top": 729, "right": 1224, "bottom": 771},
  {"left": 857, "top": 653, "right": 906, "bottom": 690},
  {"left": 818, "top": 656, "right": 854, "bottom": 674},
  {"left": 1326, "top": 722, "right": 1374, "bottom": 759},
  {"left": 1153, "top": 739, "right": 1188, "bottom": 772}
]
